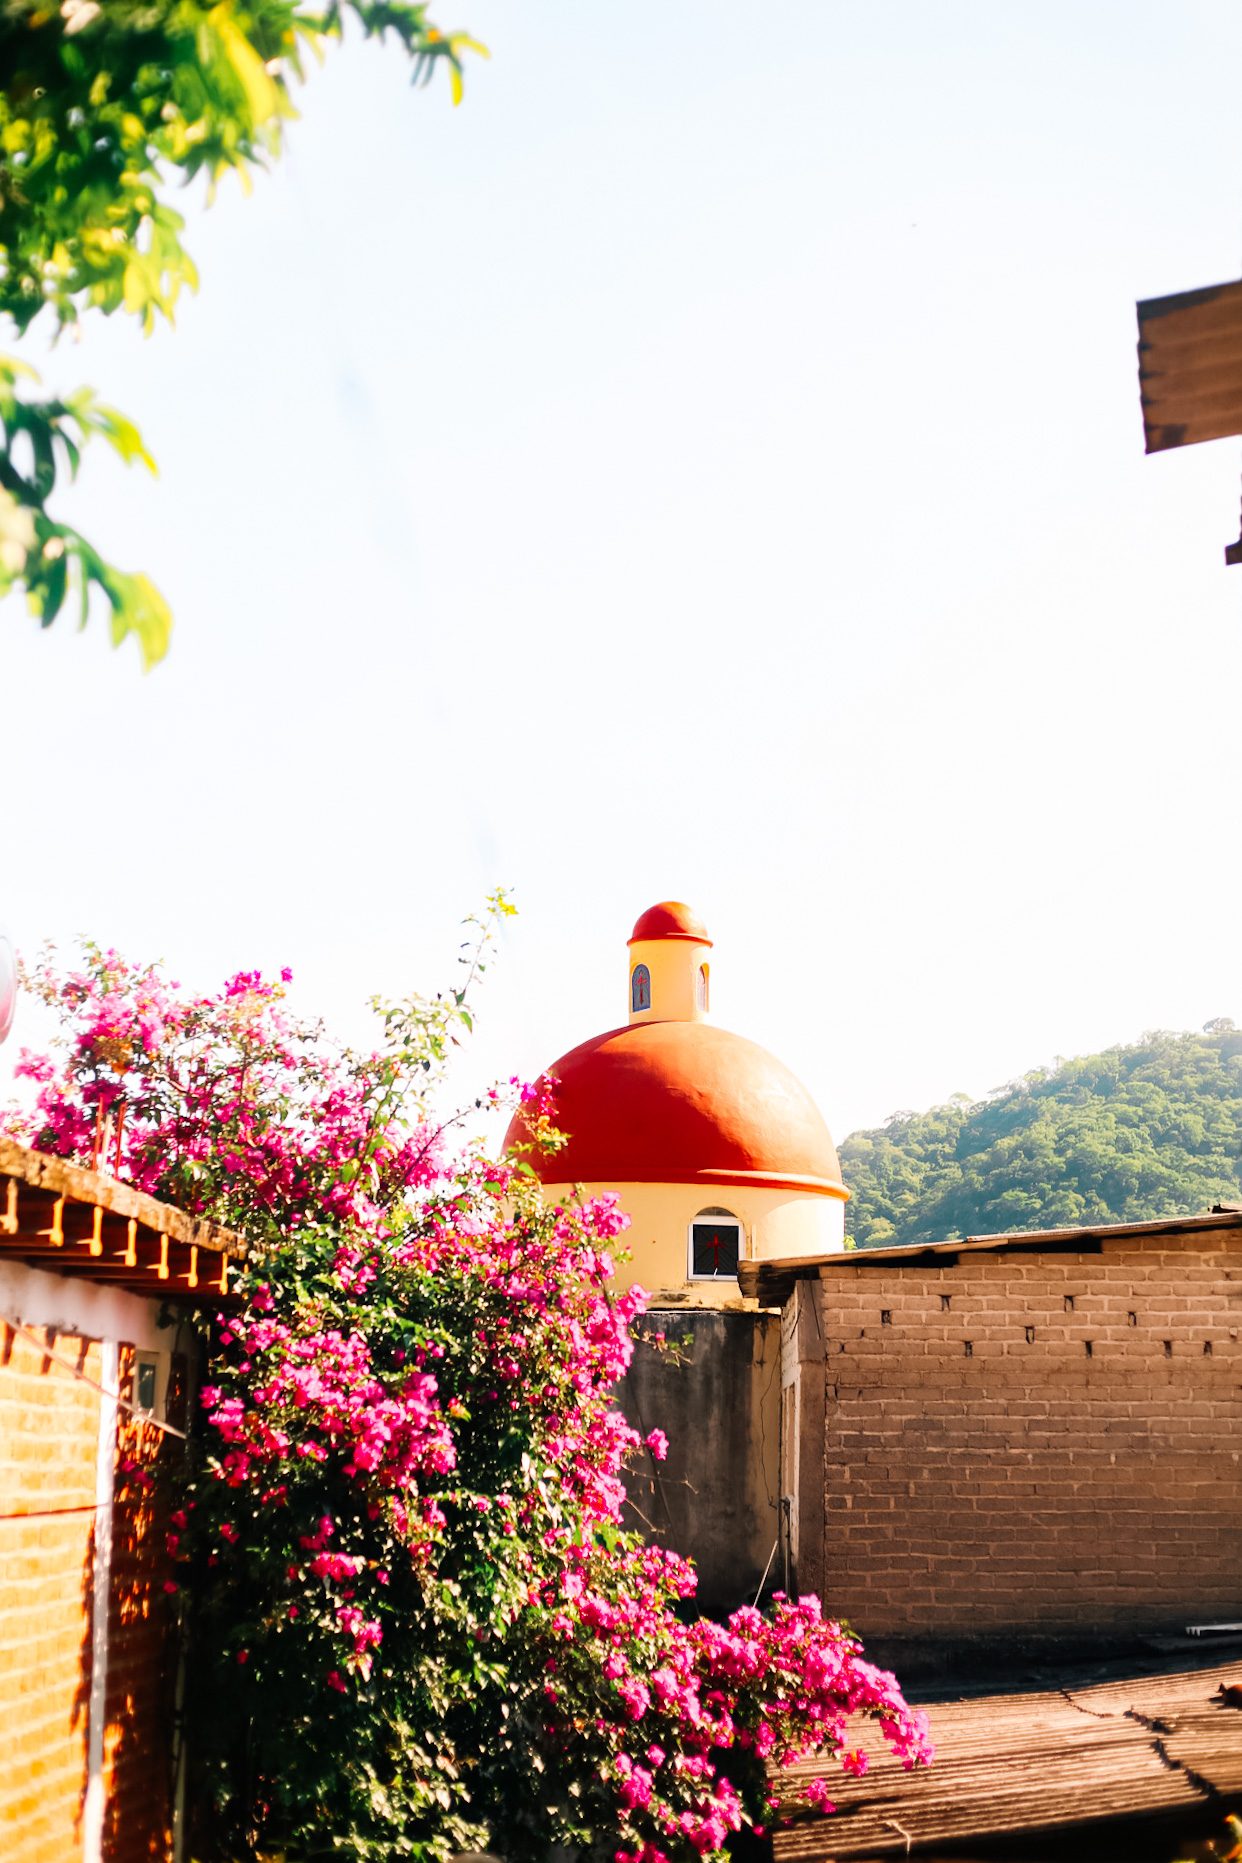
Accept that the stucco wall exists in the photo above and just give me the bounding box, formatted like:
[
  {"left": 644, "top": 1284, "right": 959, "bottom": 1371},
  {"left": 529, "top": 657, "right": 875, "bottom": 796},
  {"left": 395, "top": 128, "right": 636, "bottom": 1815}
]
[
  {"left": 784, "top": 1227, "right": 1242, "bottom": 1664},
  {"left": 626, "top": 934, "right": 711, "bottom": 1026},
  {"left": 617, "top": 1309, "right": 780, "bottom": 1616},
  {"left": 543, "top": 1181, "right": 844, "bottom": 1306}
]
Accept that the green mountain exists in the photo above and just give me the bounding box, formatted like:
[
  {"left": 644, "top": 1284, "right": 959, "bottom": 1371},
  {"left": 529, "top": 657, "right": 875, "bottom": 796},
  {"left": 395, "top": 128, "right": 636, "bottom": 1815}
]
[{"left": 839, "top": 1022, "right": 1242, "bottom": 1249}]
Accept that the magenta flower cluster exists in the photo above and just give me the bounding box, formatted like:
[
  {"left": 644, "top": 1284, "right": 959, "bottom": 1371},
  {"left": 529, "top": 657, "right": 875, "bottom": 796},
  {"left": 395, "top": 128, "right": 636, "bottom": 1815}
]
[{"left": 5, "top": 942, "right": 444, "bottom": 1240}]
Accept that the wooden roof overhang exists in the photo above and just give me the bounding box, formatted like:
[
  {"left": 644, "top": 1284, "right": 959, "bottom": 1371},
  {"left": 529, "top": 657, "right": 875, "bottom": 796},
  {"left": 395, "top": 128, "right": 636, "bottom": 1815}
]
[
  {"left": 1137, "top": 278, "right": 1242, "bottom": 453},
  {"left": 1135, "top": 276, "right": 1242, "bottom": 561},
  {"left": 0, "top": 1139, "right": 246, "bottom": 1301},
  {"left": 739, "top": 1208, "right": 1242, "bottom": 1307}
]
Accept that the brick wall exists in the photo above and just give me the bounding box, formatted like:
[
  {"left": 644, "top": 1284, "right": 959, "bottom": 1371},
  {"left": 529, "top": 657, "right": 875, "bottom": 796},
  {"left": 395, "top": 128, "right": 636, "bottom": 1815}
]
[
  {"left": 792, "top": 1228, "right": 1242, "bottom": 1656},
  {"left": 0, "top": 1325, "right": 173, "bottom": 1863},
  {"left": 0, "top": 1323, "right": 99, "bottom": 1862}
]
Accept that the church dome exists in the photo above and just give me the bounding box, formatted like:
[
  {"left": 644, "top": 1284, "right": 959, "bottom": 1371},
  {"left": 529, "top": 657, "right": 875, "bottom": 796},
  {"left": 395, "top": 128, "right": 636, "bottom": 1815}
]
[{"left": 504, "top": 1018, "right": 844, "bottom": 1197}]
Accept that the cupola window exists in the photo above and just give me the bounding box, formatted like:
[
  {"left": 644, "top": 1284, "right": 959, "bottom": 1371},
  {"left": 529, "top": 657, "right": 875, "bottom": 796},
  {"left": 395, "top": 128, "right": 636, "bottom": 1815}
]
[
  {"left": 631, "top": 964, "right": 651, "bottom": 1013},
  {"left": 689, "top": 1208, "right": 742, "bottom": 1279},
  {"left": 696, "top": 964, "right": 709, "bottom": 1012}
]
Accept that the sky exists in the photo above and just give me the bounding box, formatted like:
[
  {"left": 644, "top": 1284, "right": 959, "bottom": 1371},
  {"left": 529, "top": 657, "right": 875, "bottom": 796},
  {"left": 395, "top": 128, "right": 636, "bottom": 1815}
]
[{"left": 3, "top": 0, "right": 1242, "bottom": 1151}]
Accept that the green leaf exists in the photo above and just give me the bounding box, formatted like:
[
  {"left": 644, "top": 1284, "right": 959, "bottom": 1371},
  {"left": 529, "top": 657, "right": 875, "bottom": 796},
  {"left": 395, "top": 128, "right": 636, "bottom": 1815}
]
[
  {"left": 1, "top": 0, "right": 482, "bottom": 671},
  {"left": 0, "top": 355, "right": 171, "bottom": 664},
  {"left": 100, "top": 567, "right": 173, "bottom": 670}
]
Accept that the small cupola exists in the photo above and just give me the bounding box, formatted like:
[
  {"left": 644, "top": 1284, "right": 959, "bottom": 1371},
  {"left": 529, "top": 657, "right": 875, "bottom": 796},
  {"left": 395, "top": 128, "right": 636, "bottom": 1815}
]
[{"left": 627, "top": 901, "right": 713, "bottom": 1025}]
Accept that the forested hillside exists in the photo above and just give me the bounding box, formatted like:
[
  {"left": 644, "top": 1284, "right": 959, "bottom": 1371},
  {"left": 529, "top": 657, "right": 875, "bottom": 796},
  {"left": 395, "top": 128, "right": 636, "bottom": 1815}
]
[{"left": 840, "top": 1022, "right": 1242, "bottom": 1248}]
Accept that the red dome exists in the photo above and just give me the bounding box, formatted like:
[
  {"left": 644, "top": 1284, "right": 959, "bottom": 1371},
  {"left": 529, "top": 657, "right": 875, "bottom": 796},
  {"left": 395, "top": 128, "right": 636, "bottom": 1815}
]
[
  {"left": 504, "top": 1021, "right": 844, "bottom": 1197},
  {"left": 628, "top": 901, "right": 712, "bottom": 946}
]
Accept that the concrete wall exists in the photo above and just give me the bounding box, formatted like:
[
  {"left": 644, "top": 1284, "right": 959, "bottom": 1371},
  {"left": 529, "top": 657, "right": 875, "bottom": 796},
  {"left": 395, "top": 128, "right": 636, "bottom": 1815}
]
[
  {"left": 784, "top": 1228, "right": 1242, "bottom": 1666},
  {"left": 617, "top": 1309, "right": 780, "bottom": 1616}
]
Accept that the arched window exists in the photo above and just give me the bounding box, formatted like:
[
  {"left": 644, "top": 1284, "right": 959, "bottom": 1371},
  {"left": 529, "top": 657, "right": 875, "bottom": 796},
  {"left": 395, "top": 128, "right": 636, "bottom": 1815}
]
[
  {"left": 696, "top": 963, "right": 709, "bottom": 1012},
  {"left": 631, "top": 964, "right": 651, "bottom": 1012},
  {"left": 688, "top": 1207, "right": 742, "bottom": 1279}
]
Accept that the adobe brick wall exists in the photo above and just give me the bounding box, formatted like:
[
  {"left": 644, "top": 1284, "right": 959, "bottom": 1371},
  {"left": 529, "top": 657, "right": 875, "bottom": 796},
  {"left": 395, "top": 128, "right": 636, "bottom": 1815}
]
[
  {"left": 0, "top": 1324, "right": 173, "bottom": 1863},
  {"left": 793, "top": 1228, "right": 1242, "bottom": 1660}
]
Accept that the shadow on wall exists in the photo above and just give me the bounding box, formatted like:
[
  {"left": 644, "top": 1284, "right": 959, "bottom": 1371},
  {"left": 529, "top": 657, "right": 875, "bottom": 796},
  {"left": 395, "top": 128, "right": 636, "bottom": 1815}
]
[{"left": 617, "top": 1311, "right": 780, "bottom": 1619}]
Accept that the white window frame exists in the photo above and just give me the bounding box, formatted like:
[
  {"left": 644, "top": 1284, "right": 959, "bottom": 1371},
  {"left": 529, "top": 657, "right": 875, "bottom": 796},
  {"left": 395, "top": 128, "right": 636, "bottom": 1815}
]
[{"left": 686, "top": 1210, "right": 744, "bottom": 1281}]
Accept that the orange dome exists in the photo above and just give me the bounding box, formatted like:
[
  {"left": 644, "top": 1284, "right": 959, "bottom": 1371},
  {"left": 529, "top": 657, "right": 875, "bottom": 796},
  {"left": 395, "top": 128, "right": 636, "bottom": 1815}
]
[
  {"left": 504, "top": 1020, "right": 845, "bottom": 1197},
  {"left": 628, "top": 901, "right": 712, "bottom": 946}
]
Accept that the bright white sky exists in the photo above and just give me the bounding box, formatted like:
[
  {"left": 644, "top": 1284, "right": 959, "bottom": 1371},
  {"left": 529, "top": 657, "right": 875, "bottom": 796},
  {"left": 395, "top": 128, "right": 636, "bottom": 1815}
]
[{"left": 3, "top": 0, "right": 1242, "bottom": 1151}]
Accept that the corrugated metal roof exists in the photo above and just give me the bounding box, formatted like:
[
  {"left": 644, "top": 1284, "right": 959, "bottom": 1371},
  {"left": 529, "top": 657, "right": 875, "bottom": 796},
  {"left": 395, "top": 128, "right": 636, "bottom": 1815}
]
[
  {"left": 1137, "top": 278, "right": 1242, "bottom": 452},
  {"left": 738, "top": 1209, "right": 1242, "bottom": 1305},
  {"left": 771, "top": 1661, "right": 1242, "bottom": 1859}
]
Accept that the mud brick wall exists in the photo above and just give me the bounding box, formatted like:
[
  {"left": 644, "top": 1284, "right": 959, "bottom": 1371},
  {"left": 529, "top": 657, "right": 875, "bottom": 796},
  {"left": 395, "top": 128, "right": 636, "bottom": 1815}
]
[{"left": 796, "top": 1229, "right": 1242, "bottom": 1653}]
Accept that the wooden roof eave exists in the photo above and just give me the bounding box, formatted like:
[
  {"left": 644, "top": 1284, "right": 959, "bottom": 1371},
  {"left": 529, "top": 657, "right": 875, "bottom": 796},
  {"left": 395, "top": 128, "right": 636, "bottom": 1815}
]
[{"left": 0, "top": 1139, "right": 247, "bottom": 1303}]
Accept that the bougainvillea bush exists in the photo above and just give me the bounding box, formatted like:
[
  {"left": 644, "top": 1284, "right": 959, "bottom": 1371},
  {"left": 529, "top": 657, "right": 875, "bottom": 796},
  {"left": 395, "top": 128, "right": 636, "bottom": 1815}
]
[{"left": 2, "top": 910, "right": 932, "bottom": 1863}]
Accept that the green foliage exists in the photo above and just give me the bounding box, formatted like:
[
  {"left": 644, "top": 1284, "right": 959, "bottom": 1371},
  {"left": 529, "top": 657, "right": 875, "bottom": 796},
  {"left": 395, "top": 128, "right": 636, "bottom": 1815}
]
[
  {"left": 0, "top": 352, "right": 170, "bottom": 664},
  {"left": 0, "top": 0, "right": 484, "bottom": 334},
  {"left": 840, "top": 1021, "right": 1242, "bottom": 1249},
  {"left": 0, "top": 0, "right": 482, "bottom": 661}
]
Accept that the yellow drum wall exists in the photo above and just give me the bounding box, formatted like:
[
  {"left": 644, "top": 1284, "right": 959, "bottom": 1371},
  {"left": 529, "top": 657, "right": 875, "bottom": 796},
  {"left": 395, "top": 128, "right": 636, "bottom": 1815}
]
[
  {"left": 539, "top": 1179, "right": 846, "bottom": 1306},
  {"left": 627, "top": 936, "right": 711, "bottom": 1025}
]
